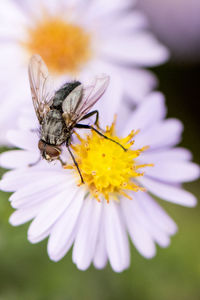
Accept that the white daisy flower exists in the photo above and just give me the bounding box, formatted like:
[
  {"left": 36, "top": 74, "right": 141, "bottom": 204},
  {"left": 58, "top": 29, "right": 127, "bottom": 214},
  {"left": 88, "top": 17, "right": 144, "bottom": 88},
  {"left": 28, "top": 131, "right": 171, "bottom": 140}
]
[
  {"left": 0, "top": 88, "right": 199, "bottom": 272},
  {"left": 0, "top": 0, "right": 169, "bottom": 145}
]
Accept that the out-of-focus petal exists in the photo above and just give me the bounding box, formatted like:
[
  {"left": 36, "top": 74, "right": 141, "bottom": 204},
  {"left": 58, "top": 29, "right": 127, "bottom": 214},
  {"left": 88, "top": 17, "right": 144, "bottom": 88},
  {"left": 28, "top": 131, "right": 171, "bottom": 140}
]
[
  {"left": 100, "top": 33, "right": 169, "bottom": 66},
  {"left": 134, "top": 119, "right": 183, "bottom": 149},
  {"left": 120, "top": 68, "right": 157, "bottom": 102},
  {"left": 138, "top": 177, "right": 197, "bottom": 207},
  {"left": 123, "top": 92, "right": 166, "bottom": 136},
  {"left": 145, "top": 161, "right": 200, "bottom": 183},
  {"left": 135, "top": 191, "right": 177, "bottom": 235},
  {"left": 140, "top": 148, "right": 193, "bottom": 163}
]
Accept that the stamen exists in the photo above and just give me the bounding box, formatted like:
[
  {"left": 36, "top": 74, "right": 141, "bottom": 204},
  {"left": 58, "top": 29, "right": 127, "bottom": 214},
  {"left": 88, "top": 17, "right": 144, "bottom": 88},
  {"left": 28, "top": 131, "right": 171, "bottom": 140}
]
[{"left": 67, "top": 119, "right": 153, "bottom": 203}]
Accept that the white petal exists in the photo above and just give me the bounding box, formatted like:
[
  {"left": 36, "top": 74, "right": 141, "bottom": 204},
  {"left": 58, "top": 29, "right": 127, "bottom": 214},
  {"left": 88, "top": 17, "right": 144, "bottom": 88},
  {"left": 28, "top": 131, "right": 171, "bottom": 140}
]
[
  {"left": 18, "top": 108, "right": 38, "bottom": 131},
  {"left": 72, "top": 197, "right": 102, "bottom": 270},
  {"left": 86, "top": 60, "right": 123, "bottom": 128},
  {"left": 120, "top": 68, "right": 157, "bottom": 102},
  {"left": 0, "top": 0, "right": 28, "bottom": 39},
  {"left": 87, "top": 0, "right": 133, "bottom": 20},
  {"left": 0, "top": 170, "right": 46, "bottom": 192},
  {"left": 140, "top": 148, "right": 193, "bottom": 163},
  {"left": 93, "top": 211, "right": 107, "bottom": 269},
  {"left": 0, "top": 169, "right": 65, "bottom": 192},
  {"left": 17, "top": 0, "right": 62, "bottom": 19},
  {"left": 100, "top": 32, "right": 169, "bottom": 66},
  {"left": 135, "top": 191, "right": 177, "bottom": 235},
  {"left": 0, "top": 45, "right": 26, "bottom": 76},
  {"left": 0, "top": 150, "right": 39, "bottom": 169},
  {"left": 123, "top": 92, "right": 166, "bottom": 136},
  {"left": 47, "top": 189, "right": 84, "bottom": 262},
  {"left": 0, "top": 170, "right": 31, "bottom": 192},
  {"left": 9, "top": 171, "right": 67, "bottom": 200},
  {"left": 28, "top": 183, "right": 78, "bottom": 243},
  {"left": 124, "top": 196, "right": 170, "bottom": 248},
  {"left": 100, "top": 11, "right": 148, "bottom": 37},
  {"left": 94, "top": 73, "right": 122, "bottom": 128},
  {"left": 115, "top": 101, "right": 132, "bottom": 135},
  {"left": 6, "top": 130, "right": 38, "bottom": 151},
  {"left": 0, "top": 70, "right": 29, "bottom": 141},
  {"left": 138, "top": 177, "right": 197, "bottom": 207},
  {"left": 121, "top": 199, "right": 156, "bottom": 258},
  {"left": 134, "top": 119, "right": 183, "bottom": 150},
  {"left": 145, "top": 161, "right": 200, "bottom": 183},
  {"left": 9, "top": 202, "right": 43, "bottom": 226},
  {"left": 11, "top": 181, "right": 67, "bottom": 209},
  {"left": 104, "top": 201, "right": 130, "bottom": 272}
]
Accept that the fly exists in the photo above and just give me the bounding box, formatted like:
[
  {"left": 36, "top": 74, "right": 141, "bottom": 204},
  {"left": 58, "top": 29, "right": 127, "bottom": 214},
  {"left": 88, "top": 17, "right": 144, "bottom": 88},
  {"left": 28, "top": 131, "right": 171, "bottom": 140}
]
[{"left": 28, "top": 54, "right": 127, "bottom": 183}]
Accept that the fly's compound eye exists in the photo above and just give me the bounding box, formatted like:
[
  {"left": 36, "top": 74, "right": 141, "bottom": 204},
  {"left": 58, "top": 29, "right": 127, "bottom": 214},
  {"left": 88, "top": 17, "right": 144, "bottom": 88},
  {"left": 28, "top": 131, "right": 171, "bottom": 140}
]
[
  {"left": 38, "top": 140, "right": 61, "bottom": 160},
  {"left": 38, "top": 140, "right": 45, "bottom": 152},
  {"left": 45, "top": 145, "right": 61, "bottom": 160}
]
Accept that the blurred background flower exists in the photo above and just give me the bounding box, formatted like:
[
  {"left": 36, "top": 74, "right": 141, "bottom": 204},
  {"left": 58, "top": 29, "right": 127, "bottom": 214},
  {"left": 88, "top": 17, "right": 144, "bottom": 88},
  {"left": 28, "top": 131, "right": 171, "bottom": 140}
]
[
  {"left": 136, "top": 0, "right": 200, "bottom": 63},
  {"left": 0, "top": 0, "right": 168, "bottom": 145}
]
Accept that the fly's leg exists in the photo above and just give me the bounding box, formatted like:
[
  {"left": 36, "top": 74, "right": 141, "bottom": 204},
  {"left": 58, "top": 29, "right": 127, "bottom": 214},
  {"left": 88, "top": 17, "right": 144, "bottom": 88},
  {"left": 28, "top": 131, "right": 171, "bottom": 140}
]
[
  {"left": 75, "top": 124, "right": 127, "bottom": 152},
  {"left": 58, "top": 157, "right": 65, "bottom": 166},
  {"left": 80, "top": 110, "right": 99, "bottom": 126},
  {"left": 28, "top": 156, "right": 41, "bottom": 167},
  {"left": 66, "top": 142, "right": 84, "bottom": 184},
  {"left": 79, "top": 110, "right": 104, "bottom": 131}
]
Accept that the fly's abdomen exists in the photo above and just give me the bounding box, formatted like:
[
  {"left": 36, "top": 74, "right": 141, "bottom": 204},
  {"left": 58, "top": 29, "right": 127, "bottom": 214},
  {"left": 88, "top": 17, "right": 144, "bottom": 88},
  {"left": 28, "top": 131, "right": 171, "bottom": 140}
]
[{"left": 41, "top": 110, "right": 67, "bottom": 145}]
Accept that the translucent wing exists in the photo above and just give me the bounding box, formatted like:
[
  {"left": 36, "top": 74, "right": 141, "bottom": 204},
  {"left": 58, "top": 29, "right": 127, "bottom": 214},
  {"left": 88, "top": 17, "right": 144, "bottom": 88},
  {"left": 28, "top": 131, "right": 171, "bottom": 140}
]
[
  {"left": 28, "top": 54, "right": 54, "bottom": 123},
  {"left": 62, "top": 75, "right": 110, "bottom": 126},
  {"left": 77, "top": 74, "right": 110, "bottom": 118},
  {"left": 62, "top": 84, "right": 83, "bottom": 116}
]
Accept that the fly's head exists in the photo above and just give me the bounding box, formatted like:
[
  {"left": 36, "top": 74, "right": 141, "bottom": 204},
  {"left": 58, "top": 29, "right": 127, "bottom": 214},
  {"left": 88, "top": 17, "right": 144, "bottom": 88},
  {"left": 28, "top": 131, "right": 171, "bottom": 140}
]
[{"left": 38, "top": 140, "right": 61, "bottom": 161}]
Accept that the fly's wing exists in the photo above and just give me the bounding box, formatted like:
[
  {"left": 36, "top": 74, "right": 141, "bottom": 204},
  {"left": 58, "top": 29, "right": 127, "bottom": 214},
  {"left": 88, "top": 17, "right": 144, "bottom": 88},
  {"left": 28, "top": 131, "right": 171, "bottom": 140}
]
[
  {"left": 76, "top": 75, "right": 110, "bottom": 118},
  {"left": 28, "top": 54, "right": 54, "bottom": 124},
  {"left": 62, "top": 75, "right": 110, "bottom": 126},
  {"left": 62, "top": 84, "right": 83, "bottom": 116}
]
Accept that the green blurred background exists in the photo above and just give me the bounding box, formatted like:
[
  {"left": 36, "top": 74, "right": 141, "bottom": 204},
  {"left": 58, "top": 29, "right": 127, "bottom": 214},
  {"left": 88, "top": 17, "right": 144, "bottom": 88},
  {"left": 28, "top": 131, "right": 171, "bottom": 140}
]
[{"left": 0, "top": 61, "right": 199, "bottom": 300}]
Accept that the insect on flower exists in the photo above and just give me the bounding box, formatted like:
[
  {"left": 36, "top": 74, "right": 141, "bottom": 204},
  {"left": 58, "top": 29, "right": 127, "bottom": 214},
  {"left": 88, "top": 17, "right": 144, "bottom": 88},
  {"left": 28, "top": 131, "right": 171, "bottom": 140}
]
[{"left": 28, "top": 54, "right": 127, "bottom": 183}]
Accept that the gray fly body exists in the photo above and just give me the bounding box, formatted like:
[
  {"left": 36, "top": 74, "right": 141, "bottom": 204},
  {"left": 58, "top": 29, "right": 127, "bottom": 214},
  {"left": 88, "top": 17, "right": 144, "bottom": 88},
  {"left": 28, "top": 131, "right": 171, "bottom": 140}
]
[
  {"left": 28, "top": 54, "right": 125, "bottom": 183},
  {"left": 41, "top": 109, "right": 68, "bottom": 145},
  {"left": 40, "top": 81, "right": 82, "bottom": 145}
]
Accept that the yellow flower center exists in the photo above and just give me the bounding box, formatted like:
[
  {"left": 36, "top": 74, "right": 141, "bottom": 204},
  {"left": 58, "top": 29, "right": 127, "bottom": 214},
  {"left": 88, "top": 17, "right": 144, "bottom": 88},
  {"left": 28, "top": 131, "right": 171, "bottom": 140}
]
[
  {"left": 65, "top": 120, "right": 153, "bottom": 203},
  {"left": 23, "top": 16, "right": 92, "bottom": 74}
]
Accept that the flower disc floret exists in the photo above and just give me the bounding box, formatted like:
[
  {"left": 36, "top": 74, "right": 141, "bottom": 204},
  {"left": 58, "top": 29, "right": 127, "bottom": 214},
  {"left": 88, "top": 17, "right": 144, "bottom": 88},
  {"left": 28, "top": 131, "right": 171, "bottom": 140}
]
[
  {"left": 23, "top": 16, "right": 92, "bottom": 74},
  {"left": 68, "top": 122, "right": 152, "bottom": 202}
]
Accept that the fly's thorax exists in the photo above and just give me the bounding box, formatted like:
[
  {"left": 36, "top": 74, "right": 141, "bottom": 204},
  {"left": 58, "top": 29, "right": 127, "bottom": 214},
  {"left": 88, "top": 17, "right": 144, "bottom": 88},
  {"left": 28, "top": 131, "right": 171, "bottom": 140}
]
[
  {"left": 51, "top": 81, "right": 81, "bottom": 110},
  {"left": 41, "top": 109, "right": 68, "bottom": 145},
  {"left": 62, "top": 112, "right": 75, "bottom": 128}
]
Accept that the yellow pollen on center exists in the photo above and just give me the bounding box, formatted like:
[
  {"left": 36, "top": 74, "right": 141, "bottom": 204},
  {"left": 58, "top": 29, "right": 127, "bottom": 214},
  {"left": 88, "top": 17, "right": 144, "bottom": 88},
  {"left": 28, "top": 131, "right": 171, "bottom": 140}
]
[
  {"left": 66, "top": 120, "right": 153, "bottom": 203},
  {"left": 23, "top": 16, "right": 92, "bottom": 74}
]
